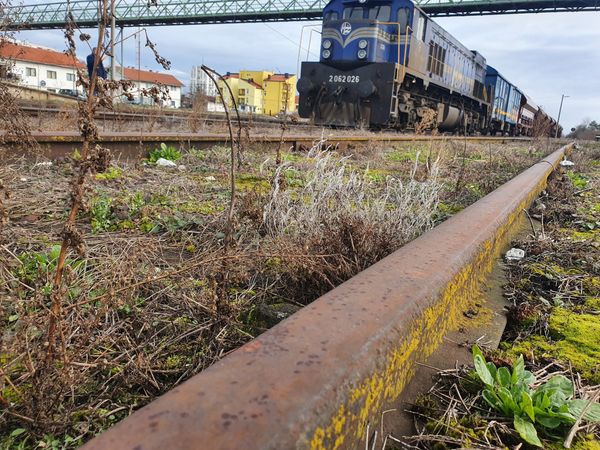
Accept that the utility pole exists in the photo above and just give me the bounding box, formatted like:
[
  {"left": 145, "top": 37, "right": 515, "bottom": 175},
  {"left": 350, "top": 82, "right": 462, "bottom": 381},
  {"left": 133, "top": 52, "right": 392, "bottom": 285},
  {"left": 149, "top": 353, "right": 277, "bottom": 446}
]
[
  {"left": 555, "top": 94, "right": 569, "bottom": 138},
  {"left": 110, "top": 0, "right": 116, "bottom": 81}
]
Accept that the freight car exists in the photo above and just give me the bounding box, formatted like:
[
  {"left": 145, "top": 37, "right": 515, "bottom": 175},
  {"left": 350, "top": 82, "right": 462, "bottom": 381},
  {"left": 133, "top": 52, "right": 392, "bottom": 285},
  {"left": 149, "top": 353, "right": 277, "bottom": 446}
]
[{"left": 297, "top": 0, "right": 559, "bottom": 136}]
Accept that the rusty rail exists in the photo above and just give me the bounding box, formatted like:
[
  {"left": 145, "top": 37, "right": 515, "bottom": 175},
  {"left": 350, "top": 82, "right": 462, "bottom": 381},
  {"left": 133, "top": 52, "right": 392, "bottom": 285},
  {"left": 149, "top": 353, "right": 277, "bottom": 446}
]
[{"left": 84, "top": 143, "right": 572, "bottom": 450}]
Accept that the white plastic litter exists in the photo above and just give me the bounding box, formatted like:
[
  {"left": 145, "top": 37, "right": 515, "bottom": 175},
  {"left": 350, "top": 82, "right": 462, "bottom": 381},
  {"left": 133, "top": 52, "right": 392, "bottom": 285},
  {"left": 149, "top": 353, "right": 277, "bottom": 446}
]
[
  {"left": 204, "top": 176, "right": 217, "bottom": 182},
  {"left": 560, "top": 160, "right": 575, "bottom": 167},
  {"left": 34, "top": 161, "right": 53, "bottom": 167},
  {"left": 506, "top": 248, "right": 526, "bottom": 261},
  {"left": 156, "top": 158, "right": 177, "bottom": 167}
]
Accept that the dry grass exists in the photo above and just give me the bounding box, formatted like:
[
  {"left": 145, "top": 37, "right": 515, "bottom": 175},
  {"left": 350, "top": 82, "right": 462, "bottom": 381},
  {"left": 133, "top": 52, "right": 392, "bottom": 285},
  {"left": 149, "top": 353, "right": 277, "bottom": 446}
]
[{"left": 0, "top": 138, "right": 556, "bottom": 448}]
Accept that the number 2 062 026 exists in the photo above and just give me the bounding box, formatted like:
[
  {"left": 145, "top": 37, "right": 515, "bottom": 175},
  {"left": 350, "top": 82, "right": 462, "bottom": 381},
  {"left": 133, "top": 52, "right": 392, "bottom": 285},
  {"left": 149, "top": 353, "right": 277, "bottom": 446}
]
[{"left": 328, "top": 75, "right": 360, "bottom": 83}]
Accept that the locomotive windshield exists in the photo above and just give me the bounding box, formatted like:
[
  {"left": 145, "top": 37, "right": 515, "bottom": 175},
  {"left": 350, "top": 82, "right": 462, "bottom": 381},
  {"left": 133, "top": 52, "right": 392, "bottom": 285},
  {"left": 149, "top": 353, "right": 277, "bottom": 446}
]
[
  {"left": 343, "top": 7, "right": 364, "bottom": 19},
  {"left": 323, "top": 10, "right": 339, "bottom": 21},
  {"left": 340, "top": 4, "right": 408, "bottom": 28},
  {"left": 368, "top": 5, "right": 391, "bottom": 20}
]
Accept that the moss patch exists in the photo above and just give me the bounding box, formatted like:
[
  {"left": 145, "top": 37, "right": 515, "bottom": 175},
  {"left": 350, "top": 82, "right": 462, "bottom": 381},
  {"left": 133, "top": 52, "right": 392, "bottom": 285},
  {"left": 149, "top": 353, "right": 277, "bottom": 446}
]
[{"left": 506, "top": 308, "right": 600, "bottom": 383}]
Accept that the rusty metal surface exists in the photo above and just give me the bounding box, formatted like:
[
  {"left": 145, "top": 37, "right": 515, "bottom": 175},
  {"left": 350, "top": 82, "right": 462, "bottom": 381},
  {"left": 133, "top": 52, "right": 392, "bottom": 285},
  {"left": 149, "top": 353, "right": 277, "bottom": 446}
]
[
  {"left": 3, "top": 131, "right": 537, "bottom": 160},
  {"left": 4, "top": 130, "right": 536, "bottom": 144},
  {"left": 3, "top": 131, "right": 540, "bottom": 161},
  {"left": 82, "top": 144, "right": 570, "bottom": 450}
]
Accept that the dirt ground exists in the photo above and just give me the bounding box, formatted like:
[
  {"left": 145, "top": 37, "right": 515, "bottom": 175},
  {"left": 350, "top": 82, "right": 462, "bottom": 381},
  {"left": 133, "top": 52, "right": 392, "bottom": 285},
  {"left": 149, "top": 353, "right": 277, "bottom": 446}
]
[
  {"left": 0, "top": 137, "right": 557, "bottom": 448},
  {"left": 398, "top": 142, "right": 600, "bottom": 450}
]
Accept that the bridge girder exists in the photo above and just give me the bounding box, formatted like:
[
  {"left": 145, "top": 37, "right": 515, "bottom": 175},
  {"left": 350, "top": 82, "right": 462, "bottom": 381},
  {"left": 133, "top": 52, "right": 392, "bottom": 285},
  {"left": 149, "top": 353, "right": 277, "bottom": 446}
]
[{"left": 3, "top": 0, "right": 600, "bottom": 30}]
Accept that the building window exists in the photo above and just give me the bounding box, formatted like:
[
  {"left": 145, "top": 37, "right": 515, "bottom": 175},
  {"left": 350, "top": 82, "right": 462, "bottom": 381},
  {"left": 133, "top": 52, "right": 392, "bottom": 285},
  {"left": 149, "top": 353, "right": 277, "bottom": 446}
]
[
  {"left": 66, "top": 73, "right": 75, "bottom": 81},
  {"left": 26, "top": 67, "right": 36, "bottom": 77},
  {"left": 47, "top": 70, "right": 57, "bottom": 79}
]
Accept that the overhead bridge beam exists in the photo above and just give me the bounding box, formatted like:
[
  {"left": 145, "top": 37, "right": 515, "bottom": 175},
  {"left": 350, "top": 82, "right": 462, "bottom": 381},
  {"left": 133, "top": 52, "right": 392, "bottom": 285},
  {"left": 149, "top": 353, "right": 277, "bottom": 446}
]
[{"left": 3, "top": 0, "right": 600, "bottom": 30}]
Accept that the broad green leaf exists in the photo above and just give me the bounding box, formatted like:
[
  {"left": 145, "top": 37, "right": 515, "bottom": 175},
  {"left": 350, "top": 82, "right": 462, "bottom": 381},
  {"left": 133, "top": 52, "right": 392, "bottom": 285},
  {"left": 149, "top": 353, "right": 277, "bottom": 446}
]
[
  {"left": 567, "top": 399, "right": 600, "bottom": 423},
  {"left": 541, "top": 393, "right": 551, "bottom": 409},
  {"left": 49, "top": 244, "right": 62, "bottom": 261},
  {"left": 486, "top": 361, "right": 498, "bottom": 380},
  {"left": 512, "top": 355, "right": 525, "bottom": 384},
  {"left": 536, "top": 414, "right": 562, "bottom": 429},
  {"left": 548, "top": 390, "right": 568, "bottom": 408},
  {"left": 498, "top": 387, "right": 518, "bottom": 415},
  {"left": 10, "top": 428, "right": 26, "bottom": 437},
  {"left": 522, "top": 370, "right": 536, "bottom": 387},
  {"left": 521, "top": 392, "right": 535, "bottom": 422},
  {"left": 474, "top": 354, "right": 494, "bottom": 387},
  {"left": 472, "top": 344, "right": 485, "bottom": 360},
  {"left": 497, "top": 367, "right": 511, "bottom": 387},
  {"left": 482, "top": 389, "right": 502, "bottom": 410},
  {"left": 514, "top": 415, "right": 543, "bottom": 447},
  {"left": 539, "top": 375, "right": 574, "bottom": 397}
]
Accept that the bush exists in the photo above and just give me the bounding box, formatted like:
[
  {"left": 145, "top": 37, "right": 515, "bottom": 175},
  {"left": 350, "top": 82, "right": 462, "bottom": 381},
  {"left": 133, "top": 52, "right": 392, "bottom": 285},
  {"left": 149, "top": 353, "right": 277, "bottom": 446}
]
[{"left": 261, "top": 144, "right": 440, "bottom": 300}]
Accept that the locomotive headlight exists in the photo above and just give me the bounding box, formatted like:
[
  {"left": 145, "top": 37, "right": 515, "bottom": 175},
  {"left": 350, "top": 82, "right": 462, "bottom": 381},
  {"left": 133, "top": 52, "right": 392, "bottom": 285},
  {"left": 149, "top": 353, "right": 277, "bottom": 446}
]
[
  {"left": 358, "top": 39, "right": 368, "bottom": 49},
  {"left": 322, "top": 49, "right": 331, "bottom": 59},
  {"left": 322, "top": 39, "right": 332, "bottom": 49},
  {"left": 357, "top": 49, "right": 367, "bottom": 59}
]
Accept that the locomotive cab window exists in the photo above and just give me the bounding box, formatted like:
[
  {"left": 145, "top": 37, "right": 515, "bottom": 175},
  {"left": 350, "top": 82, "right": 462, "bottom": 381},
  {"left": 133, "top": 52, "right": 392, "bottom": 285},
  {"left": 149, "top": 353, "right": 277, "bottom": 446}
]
[
  {"left": 324, "top": 10, "right": 339, "bottom": 21},
  {"left": 397, "top": 7, "right": 410, "bottom": 32},
  {"left": 416, "top": 15, "right": 427, "bottom": 41},
  {"left": 368, "top": 5, "right": 390, "bottom": 21},
  {"left": 343, "top": 7, "right": 364, "bottom": 19}
]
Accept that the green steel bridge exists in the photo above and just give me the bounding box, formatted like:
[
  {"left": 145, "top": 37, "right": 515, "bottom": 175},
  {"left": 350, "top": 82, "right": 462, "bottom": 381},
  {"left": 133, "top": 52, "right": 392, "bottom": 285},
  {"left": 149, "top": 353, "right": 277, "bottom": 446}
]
[{"left": 4, "top": 0, "right": 600, "bottom": 29}]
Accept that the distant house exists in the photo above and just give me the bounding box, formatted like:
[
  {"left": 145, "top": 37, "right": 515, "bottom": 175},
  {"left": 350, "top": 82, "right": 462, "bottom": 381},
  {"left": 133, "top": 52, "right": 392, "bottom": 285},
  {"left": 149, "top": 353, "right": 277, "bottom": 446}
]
[
  {"left": 217, "top": 73, "right": 264, "bottom": 114},
  {"left": 0, "top": 40, "right": 84, "bottom": 95},
  {"left": 262, "top": 73, "right": 297, "bottom": 116},
  {"left": 217, "top": 70, "right": 297, "bottom": 116},
  {"left": 119, "top": 66, "right": 184, "bottom": 108}
]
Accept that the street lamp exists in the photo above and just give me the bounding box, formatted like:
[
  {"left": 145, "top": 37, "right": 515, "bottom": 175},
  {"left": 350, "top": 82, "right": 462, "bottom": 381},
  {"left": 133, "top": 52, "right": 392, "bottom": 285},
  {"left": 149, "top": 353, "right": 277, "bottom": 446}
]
[{"left": 555, "top": 94, "right": 569, "bottom": 138}]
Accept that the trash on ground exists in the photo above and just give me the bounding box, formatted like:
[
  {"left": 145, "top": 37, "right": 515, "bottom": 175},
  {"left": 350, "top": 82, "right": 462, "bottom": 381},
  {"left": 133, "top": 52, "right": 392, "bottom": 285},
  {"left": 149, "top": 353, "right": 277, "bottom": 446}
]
[
  {"left": 505, "top": 247, "right": 525, "bottom": 261},
  {"left": 155, "top": 158, "right": 177, "bottom": 167}
]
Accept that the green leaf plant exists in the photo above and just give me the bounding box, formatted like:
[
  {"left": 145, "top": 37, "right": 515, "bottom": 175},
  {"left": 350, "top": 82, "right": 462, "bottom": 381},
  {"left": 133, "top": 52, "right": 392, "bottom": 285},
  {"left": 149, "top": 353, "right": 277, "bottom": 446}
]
[{"left": 471, "top": 345, "right": 600, "bottom": 447}]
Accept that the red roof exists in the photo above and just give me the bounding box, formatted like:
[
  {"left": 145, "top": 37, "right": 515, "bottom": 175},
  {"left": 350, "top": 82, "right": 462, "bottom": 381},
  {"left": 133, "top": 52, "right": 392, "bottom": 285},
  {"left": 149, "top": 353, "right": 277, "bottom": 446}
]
[
  {"left": 266, "top": 74, "right": 294, "bottom": 82},
  {"left": 243, "top": 79, "right": 263, "bottom": 90},
  {"left": 123, "top": 67, "right": 183, "bottom": 87},
  {"left": 222, "top": 73, "right": 261, "bottom": 90},
  {"left": 0, "top": 41, "right": 84, "bottom": 69}
]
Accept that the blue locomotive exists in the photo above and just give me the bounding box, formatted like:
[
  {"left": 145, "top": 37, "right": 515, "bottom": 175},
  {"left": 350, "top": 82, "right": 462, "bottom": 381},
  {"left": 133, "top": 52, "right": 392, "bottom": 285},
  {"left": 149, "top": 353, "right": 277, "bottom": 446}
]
[{"left": 297, "top": 0, "right": 559, "bottom": 135}]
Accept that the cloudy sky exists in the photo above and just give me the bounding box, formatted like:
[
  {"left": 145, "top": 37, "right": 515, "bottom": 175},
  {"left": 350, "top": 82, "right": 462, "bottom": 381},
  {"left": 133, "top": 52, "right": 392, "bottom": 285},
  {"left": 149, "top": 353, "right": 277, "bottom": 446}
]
[{"left": 17, "top": 10, "right": 600, "bottom": 131}]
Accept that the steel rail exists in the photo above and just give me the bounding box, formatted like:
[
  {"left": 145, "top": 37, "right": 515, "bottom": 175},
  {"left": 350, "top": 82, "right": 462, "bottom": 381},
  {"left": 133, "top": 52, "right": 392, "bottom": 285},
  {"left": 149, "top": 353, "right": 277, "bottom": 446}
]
[
  {"left": 80, "top": 143, "right": 573, "bottom": 450},
  {"left": 3, "top": 131, "right": 536, "bottom": 157},
  {"left": 6, "top": 130, "right": 535, "bottom": 144}
]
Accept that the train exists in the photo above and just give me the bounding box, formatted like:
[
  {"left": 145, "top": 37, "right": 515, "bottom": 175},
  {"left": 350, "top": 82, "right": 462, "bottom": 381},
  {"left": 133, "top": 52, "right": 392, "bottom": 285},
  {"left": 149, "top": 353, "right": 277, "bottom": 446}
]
[{"left": 297, "top": 0, "right": 561, "bottom": 137}]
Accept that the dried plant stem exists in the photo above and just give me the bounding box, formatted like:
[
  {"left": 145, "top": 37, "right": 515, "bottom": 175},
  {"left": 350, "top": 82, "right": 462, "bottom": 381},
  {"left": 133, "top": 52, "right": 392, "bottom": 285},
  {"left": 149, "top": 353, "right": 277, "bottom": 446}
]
[
  {"left": 46, "top": 7, "right": 109, "bottom": 364},
  {"left": 200, "top": 65, "right": 238, "bottom": 240}
]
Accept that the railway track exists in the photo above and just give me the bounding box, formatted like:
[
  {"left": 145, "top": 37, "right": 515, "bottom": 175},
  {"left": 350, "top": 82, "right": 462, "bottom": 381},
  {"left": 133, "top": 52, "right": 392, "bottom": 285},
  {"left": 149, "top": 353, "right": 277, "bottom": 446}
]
[
  {"left": 18, "top": 105, "right": 313, "bottom": 129},
  {"left": 5, "top": 130, "right": 538, "bottom": 158},
  {"left": 77, "top": 143, "right": 574, "bottom": 449}
]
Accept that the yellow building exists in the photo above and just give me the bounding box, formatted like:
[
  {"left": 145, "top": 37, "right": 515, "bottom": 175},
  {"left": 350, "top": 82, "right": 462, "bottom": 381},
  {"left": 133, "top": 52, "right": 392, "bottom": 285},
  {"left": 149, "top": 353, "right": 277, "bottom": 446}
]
[
  {"left": 263, "top": 73, "right": 297, "bottom": 116},
  {"left": 217, "top": 70, "right": 297, "bottom": 116},
  {"left": 218, "top": 73, "right": 264, "bottom": 114}
]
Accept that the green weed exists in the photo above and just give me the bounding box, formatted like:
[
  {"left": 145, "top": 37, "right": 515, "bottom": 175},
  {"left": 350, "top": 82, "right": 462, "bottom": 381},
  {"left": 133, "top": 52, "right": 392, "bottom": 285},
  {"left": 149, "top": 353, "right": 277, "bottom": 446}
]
[
  {"left": 95, "top": 166, "right": 123, "bottom": 181},
  {"left": 567, "top": 171, "right": 588, "bottom": 190},
  {"left": 90, "top": 195, "right": 114, "bottom": 233},
  {"left": 148, "top": 143, "right": 181, "bottom": 163},
  {"left": 471, "top": 345, "right": 600, "bottom": 447}
]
